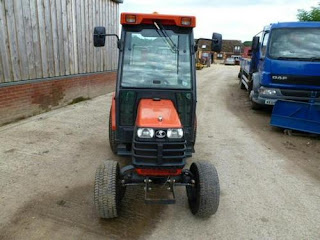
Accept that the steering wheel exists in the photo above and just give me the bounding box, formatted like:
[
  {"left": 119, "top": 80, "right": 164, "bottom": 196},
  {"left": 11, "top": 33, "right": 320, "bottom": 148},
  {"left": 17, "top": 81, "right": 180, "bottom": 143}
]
[{"left": 141, "top": 73, "right": 170, "bottom": 86}]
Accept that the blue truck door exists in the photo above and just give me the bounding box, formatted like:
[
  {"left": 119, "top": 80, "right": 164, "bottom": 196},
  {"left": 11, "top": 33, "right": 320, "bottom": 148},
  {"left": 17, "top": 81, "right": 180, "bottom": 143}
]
[{"left": 258, "top": 32, "right": 269, "bottom": 74}]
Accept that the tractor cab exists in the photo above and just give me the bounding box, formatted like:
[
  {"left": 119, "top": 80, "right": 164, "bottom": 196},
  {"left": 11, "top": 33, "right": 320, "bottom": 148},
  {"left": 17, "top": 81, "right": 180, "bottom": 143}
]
[
  {"left": 116, "top": 13, "right": 198, "bottom": 157},
  {"left": 93, "top": 12, "right": 222, "bottom": 219}
]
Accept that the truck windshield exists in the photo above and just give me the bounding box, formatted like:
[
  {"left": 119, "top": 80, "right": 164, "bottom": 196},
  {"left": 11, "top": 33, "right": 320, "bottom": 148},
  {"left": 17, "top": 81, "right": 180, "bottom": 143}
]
[
  {"left": 269, "top": 28, "right": 320, "bottom": 60},
  {"left": 121, "top": 28, "right": 192, "bottom": 89}
]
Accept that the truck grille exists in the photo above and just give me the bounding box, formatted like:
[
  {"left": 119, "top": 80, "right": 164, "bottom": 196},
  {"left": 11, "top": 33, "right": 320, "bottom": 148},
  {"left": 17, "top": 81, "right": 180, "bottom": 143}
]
[
  {"left": 280, "top": 89, "right": 320, "bottom": 98},
  {"left": 132, "top": 140, "right": 186, "bottom": 167},
  {"left": 271, "top": 75, "right": 320, "bottom": 86}
]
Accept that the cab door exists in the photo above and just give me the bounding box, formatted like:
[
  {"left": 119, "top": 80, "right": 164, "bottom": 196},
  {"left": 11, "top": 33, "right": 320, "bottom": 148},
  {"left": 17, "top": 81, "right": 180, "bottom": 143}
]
[{"left": 258, "top": 31, "right": 270, "bottom": 73}]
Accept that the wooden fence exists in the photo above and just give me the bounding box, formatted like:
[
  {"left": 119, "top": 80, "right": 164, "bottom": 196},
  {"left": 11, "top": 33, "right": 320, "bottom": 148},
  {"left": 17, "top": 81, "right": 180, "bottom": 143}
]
[{"left": 0, "top": 0, "right": 120, "bottom": 83}]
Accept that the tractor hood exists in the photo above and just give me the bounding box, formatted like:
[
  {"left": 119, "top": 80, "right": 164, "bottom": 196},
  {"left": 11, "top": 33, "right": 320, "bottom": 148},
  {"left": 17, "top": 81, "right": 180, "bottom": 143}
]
[{"left": 135, "top": 99, "right": 182, "bottom": 128}]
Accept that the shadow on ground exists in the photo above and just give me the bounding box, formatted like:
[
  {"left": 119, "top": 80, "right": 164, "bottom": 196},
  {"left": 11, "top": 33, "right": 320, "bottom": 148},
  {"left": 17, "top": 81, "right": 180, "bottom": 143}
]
[{"left": 0, "top": 182, "right": 167, "bottom": 240}]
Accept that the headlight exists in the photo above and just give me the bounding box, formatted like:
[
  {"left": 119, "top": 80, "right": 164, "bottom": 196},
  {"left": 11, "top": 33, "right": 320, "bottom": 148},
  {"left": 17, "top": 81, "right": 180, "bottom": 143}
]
[
  {"left": 137, "top": 128, "right": 154, "bottom": 138},
  {"left": 259, "top": 87, "right": 277, "bottom": 95},
  {"left": 167, "top": 129, "right": 183, "bottom": 139}
]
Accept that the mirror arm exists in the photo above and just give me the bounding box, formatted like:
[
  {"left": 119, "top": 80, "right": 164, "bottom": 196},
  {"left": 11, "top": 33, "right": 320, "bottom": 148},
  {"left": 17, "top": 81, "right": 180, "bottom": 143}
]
[
  {"left": 93, "top": 33, "right": 120, "bottom": 42},
  {"left": 93, "top": 33, "right": 121, "bottom": 49},
  {"left": 193, "top": 44, "right": 198, "bottom": 54},
  {"left": 105, "top": 34, "right": 120, "bottom": 42}
]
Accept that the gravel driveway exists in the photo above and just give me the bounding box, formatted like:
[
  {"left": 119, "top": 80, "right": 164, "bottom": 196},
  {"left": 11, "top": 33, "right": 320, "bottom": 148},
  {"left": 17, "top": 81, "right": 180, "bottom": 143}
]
[{"left": 0, "top": 65, "right": 319, "bottom": 240}]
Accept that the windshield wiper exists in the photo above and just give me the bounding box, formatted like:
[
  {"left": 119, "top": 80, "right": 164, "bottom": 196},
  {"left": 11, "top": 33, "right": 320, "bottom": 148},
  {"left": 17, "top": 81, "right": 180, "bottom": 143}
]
[
  {"left": 154, "top": 21, "right": 178, "bottom": 53},
  {"left": 276, "top": 57, "right": 311, "bottom": 61},
  {"left": 276, "top": 56, "right": 320, "bottom": 61},
  {"left": 309, "top": 57, "right": 320, "bottom": 62}
]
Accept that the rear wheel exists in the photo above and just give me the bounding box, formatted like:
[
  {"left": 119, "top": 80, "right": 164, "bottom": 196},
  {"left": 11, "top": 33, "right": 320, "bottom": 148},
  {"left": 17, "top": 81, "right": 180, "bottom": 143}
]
[
  {"left": 94, "top": 160, "right": 124, "bottom": 219},
  {"left": 187, "top": 161, "right": 220, "bottom": 218},
  {"left": 109, "top": 111, "right": 118, "bottom": 154}
]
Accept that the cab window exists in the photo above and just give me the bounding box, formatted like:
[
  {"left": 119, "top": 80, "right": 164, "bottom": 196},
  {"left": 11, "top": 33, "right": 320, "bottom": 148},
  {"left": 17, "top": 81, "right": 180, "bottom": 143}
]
[
  {"left": 121, "top": 28, "right": 192, "bottom": 89},
  {"left": 261, "top": 32, "right": 269, "bottom": 57}
]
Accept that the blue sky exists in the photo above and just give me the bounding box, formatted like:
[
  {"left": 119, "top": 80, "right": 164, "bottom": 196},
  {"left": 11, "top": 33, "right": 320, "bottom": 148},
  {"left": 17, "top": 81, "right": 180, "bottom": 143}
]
[{"left": 119, "top": 0, "right": 319, "bottom": 41}]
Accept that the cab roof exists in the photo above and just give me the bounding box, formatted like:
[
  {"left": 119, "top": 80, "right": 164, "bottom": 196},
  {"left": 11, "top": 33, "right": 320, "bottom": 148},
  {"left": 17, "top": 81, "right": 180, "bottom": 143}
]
[
  {"left": 120, "top": 12, "right": 196, "bottom": 28},
  {"left": 264, "top": 21, "right": 320, "bottom": 31}
]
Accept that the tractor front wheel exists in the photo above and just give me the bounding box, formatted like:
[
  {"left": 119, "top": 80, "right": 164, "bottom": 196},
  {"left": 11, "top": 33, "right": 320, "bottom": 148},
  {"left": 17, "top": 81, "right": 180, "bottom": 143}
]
[
  {"left": 94, "top": 160, "right": 124, "bottom": 219},
  {"left": 187, "top": 161, "right": 220, "bottom": 218}
]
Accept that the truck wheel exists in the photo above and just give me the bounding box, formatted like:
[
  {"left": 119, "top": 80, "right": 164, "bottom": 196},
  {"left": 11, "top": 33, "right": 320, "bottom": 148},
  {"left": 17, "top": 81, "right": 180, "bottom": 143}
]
[
  {"left": 251, "top": 100, "right": 263, "bottom": 110},
  {"left": 238, "top": 70, "right": 245, "bottom": 89},
  {"left": 94, "top": 160, "right": 123, "bottom": 219},
  {"left": 238, "top": 70, "right": 242, "bottom": 79},
  {"left": 187, "top": 161, "right": 220, "bottom": 218},
  {"left": 247, "top": 81, "right": 253, "bottom": 96},
  {"left": 109, "top": 111, "right": 118, "bottom": 154}
]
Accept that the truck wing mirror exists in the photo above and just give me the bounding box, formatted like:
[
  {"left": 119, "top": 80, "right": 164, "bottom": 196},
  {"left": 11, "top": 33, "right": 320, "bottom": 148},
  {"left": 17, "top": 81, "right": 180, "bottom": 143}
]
[
  {"left": 93, "top": 26, "right": 106, "bottom": 47},
  {"left": 195, "top": 34, "right": 222, "bottom": 53},
  {"left": 251, "top": 36, "right": 260, "bottom": 52},
  {"left": 212, "top": 33, "right": 222, "bottom": 52}
]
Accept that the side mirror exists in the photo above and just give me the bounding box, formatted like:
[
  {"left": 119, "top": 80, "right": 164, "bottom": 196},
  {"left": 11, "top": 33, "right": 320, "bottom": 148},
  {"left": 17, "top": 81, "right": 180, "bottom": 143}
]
[
  {"left": 251, "top": 36, "right": 260, "bottom": 52},
  {"left": 212, "top": 33, "right": 222, "bottom": 52},
  {"left": 93, "top": 26, "right": 106, "bottom": 47}
]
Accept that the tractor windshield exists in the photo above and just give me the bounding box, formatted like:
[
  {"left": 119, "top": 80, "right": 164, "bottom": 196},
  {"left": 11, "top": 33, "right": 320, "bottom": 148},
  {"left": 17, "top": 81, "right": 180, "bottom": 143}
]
[
  {"left": 121, "top": 27, "right": 192, "bottom": 89},
  {"left": 269, "top": 28, "right": 320, "bottom": 60}
]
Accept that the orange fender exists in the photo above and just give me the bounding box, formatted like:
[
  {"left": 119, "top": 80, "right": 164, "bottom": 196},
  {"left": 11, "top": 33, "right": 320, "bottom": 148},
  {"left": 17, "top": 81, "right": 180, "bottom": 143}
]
[{"left": 110, "top": 93, "right": 116, "bottom": 130}]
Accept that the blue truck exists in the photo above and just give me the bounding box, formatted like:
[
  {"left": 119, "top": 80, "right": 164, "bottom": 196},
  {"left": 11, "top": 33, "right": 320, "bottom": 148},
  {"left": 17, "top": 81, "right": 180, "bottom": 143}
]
[{"left": 239, "top": 22, "right": 320, "bottom": 110}]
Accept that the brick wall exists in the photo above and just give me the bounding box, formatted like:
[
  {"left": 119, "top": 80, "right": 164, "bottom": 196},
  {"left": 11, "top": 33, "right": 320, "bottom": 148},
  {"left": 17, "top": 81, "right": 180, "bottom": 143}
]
[{"left": 0, "top": 71, "right": 116, "bottom": 126}]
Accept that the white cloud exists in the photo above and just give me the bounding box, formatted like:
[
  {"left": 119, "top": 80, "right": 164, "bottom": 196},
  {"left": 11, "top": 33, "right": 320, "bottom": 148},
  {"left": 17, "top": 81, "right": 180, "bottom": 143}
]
[{"left": 119, "top": 0, "right": 319, "bottom": 41}]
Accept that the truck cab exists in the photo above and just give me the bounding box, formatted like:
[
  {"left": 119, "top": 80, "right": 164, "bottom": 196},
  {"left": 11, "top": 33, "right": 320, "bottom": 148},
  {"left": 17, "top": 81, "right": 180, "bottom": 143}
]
[{"left": 240, "top": 22, "right": 320, "bottom": 109}]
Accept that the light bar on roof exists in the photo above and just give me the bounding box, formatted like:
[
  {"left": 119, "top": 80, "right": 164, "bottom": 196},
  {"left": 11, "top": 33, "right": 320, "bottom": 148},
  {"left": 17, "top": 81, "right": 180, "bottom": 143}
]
[
  {"left": 181, "top": 17, "right": 192, "bottom": 26},
  {"left": 125, "top": 14, "right": 136, "bottom": 23}
]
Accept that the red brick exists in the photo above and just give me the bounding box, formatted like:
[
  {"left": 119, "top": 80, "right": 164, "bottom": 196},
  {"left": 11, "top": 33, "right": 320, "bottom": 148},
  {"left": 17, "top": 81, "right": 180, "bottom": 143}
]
[{"left": 0, "top": 71, "right": 116, "bottom": 126}]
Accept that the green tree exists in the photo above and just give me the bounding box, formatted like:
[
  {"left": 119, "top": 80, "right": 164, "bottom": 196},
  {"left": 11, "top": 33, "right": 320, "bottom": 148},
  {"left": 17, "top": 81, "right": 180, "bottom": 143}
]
[
  {"left": 297, "top": 3, "right": 320, "bottom": 21},
  {"left": 243, "top": 41, "right": 252, "bottom": 47}
]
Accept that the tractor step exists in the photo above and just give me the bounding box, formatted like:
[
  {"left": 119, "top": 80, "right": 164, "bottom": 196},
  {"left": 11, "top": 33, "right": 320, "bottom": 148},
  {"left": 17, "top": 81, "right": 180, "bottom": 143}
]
[
  {"left": 117, "top": 144, "right": 131, "bottom": 156},
  {"left": 144, "top": 178, "right": 176, "bottom": 204}
]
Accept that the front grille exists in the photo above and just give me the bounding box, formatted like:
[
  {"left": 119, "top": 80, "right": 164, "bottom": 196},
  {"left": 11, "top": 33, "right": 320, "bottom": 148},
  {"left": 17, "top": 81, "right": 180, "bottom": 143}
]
[
  {"left": 271, "top": 75, "right": 320, "bottom": 86},
  {"left": 280, "top": 89, "right": 320, "bottom": 98},
  {"left": 281, "top": 90, "right": 315, "bottom": 98},
  {"left": 132, "top": 140, "right": 186, "bottom": 167}
]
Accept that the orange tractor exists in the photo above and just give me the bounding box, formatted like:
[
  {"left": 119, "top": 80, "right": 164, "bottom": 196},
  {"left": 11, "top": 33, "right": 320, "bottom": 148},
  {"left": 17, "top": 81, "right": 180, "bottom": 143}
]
[{"left": 93, "top": 12, "right": 222, "bottom": 218}]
